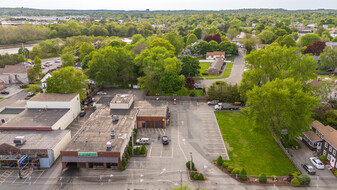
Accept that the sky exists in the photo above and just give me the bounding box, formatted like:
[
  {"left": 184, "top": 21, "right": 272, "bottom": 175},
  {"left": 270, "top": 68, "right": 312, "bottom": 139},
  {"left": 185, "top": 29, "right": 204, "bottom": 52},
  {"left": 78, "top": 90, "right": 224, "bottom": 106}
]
[{"left": 0, "top": 0, "right": 336, "bottom": 10}]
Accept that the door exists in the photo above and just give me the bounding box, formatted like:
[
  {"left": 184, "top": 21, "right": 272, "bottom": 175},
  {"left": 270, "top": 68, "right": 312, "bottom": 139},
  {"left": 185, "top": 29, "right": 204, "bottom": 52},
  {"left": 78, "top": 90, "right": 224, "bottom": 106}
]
[{"left": 331, "top": 157, "right": 336, "bottom": 168}]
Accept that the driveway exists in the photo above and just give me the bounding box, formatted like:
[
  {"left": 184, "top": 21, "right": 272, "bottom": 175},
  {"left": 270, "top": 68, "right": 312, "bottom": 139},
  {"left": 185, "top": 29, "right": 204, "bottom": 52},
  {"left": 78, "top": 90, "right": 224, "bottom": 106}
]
[
  {"left": 200, "top": 48, "right": 246, "bottom": 88},
  {"left": 289, "top": 140, "right": 337, "bottom": 189}
]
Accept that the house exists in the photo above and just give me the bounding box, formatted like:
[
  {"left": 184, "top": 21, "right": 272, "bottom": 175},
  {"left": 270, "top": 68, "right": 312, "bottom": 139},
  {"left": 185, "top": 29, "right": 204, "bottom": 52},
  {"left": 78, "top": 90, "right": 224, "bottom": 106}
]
[
  {"left": 206, "top": 59, "right": 224, "bottom": 75},
  {"left": 0, "top": 65, "right": 29, "bottom": 84},
  {"left": 206, "top": 51, "right": 226, "bottom": 60},
  {"left": 41, "top": 73, "right": 52, "bottom": 92},
  {"left": 303, "top": 120, "right": 337, "bottom": 169}
]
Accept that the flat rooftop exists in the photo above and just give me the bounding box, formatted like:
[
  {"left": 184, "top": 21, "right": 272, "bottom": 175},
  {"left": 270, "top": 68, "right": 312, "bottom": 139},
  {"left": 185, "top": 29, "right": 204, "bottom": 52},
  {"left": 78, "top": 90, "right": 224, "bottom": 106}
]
[
  {"left": 0, "top": 130, "right": 70, "bottom": 150},
  {"left": 29, "top": 93, "right": 78, "bottom": 102},
  {"left": 0, "top": 108, "right": 70, "bottom": 130},
  {"left": 63, "top": 105, "right": 136, "bottom": 153},
  {"left": 110, "top": 94, "right": 133, "bottom": 104}
]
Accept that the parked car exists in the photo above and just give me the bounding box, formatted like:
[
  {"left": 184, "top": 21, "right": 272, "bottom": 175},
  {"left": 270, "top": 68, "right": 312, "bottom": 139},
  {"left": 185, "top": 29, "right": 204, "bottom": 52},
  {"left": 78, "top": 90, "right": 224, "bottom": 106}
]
[
  {"left": 136, "top": 138, "right": 150, "bottom": 145},
  {"left": 79, "top": 110, "right": 86, "bottom": 117},
  {"left": 310, "top": 157, "right": 324, "bottom": 170},
  {"left": 97, "top": 91, "right": 107, "bottom": 95},
  {"left": 0, "top": 91, "right": 9, "bottom": 95},
  {"left": 302, "top": 163, "right": 316, "bottom": 175},
  {"left": 162, "top": 136, "right": 169, "bottom": 145},
  {"left": 207, "top": 100, "right": 219, "bottom": 105}
]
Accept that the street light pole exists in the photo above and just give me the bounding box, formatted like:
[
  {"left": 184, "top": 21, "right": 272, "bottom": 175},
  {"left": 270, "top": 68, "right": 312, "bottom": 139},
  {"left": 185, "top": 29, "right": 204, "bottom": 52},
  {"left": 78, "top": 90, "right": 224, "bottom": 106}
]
[{"left": 190, "top": 152, "right": 193, "bottom": 170}]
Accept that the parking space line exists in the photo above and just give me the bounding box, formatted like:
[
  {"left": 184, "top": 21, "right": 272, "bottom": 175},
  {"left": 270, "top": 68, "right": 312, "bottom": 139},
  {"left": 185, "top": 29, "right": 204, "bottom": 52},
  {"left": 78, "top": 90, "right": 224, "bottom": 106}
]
[{"left": 33, "top": 170, "right": 44, "bottom": 184}]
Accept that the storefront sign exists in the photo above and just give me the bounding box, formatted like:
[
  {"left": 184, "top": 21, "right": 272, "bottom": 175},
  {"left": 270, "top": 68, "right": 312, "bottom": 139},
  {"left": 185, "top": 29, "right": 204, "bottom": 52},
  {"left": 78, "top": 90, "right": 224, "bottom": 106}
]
[{"left": 78, "top": 152, "right": 98, "bottom": 157}]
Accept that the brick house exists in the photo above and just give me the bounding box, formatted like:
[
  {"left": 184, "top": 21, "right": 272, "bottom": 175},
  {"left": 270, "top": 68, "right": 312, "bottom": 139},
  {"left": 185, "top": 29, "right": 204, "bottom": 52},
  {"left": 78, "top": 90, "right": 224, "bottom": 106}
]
[{"left": 303, "top": 120, "right": 337, "bottom": 168}]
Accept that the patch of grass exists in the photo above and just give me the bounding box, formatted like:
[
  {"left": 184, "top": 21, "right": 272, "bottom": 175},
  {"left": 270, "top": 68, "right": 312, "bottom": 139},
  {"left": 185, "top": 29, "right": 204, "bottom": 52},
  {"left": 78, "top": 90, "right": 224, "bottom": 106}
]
[
  {"left": 208, "top": 63, "right": 233, "bottom": 79},
  {"left": 214, "top": 111, "right": 297, "bottom": 176}
]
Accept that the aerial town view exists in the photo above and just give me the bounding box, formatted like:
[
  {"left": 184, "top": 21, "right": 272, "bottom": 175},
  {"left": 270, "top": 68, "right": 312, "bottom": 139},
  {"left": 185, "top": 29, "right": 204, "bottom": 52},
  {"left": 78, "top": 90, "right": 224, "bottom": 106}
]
[{"left": 0, "top": 0, "right": 337, "bottom": 189}]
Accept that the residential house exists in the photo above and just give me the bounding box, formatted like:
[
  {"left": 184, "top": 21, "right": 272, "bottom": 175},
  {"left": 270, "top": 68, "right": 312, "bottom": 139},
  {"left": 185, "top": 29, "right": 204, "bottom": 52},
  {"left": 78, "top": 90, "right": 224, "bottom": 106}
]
[
  {"left": 206, "top": 51, "right": 226, "bottom": 60},
  {"left": 303, "top": 120, "right": 337, "bottom": 169},
  {"left": 0, "top": 65, "right": 29, "bottom": 84},
  {"left": 206, "top": 59, "right": 224, "bottom": 75}
]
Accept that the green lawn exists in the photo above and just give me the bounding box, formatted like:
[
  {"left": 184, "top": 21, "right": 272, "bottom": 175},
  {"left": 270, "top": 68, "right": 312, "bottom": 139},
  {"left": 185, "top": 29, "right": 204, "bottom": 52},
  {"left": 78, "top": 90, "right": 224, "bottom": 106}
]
[
  {"left": 208, "top": 63, "right": 233, "bottom": 79},
  {"left": 215, "top": 111, "right": 297, "bottom": 176}
]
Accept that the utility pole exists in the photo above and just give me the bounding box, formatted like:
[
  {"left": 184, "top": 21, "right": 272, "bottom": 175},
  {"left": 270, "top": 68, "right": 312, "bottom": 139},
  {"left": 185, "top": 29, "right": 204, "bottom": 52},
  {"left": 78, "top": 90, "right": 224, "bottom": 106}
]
[{"left": 190, "top": 152, "right": 193, "bottom": 170}]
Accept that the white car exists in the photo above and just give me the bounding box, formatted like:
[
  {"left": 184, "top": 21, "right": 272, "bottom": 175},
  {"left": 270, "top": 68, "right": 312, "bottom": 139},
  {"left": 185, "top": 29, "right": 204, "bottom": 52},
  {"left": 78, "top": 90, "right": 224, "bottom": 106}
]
[
  {"left": 97, "top": 91, "right": 107, "bottom": 95},
  {"left": 309, "top": 157, "right": 324, "bottom": 170}
]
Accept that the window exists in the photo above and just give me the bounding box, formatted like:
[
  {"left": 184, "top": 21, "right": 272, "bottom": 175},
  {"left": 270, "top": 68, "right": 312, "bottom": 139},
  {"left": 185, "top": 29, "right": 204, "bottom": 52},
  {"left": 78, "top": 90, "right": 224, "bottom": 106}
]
[
  {"left": 330, "top": 146, "right": 333, "bottom": 152},
  {"left": 325, "top": 142, "right": 328, "bottom": 148},
  {"left": 333, "top": 150, "right": 336, "bottom": 156}
]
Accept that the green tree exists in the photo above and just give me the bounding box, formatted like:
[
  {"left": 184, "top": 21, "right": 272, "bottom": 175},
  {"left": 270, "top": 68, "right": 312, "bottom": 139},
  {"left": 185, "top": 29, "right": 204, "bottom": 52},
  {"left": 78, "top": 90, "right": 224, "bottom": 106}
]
[
  {"left": 258, "top": 30, "right": 276, "bottom": 44},
  {"left": 61, "top": 53, "right": 76, "bottom": 67},
  {"left": 180, "top": 55, "right": 200, "bottom": 77},
  {"left": 186, "top": 34, "right": 198, "bottom": 46},
  {"left": 46, "top": 67, "right": 88, "bottom": 99},
  {"left": 319, "top": 46, "right": 337, "bottom": 69},
  {"left": 165, "top": 31, "right": 184, "bottom": 55},
  {"left": 298, "top": 34, "right": 322, "bottom": 47},
  {"left": 245, "top": 78, "right": 319, "bottom": 139},
  {"left": 24, "top": 85, "right": 42, "bottom": 94},
  {"left": 149, "top": 38, "right": 175, "bottom": 52},
  {"left": 79, "top": 42, "right": 95, "bottom": 61}
]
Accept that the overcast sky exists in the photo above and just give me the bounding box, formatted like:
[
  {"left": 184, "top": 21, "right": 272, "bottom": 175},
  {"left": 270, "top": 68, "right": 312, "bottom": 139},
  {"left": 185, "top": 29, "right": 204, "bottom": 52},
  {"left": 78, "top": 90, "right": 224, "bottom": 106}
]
[{"left": 0, "top": 0, "right": 336, "bottom": 10}]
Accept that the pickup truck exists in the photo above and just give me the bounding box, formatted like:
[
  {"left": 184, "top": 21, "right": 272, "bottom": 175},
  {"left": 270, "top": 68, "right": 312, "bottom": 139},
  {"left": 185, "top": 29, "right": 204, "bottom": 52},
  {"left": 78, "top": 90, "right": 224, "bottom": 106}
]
[{"left": 214, "top": 103, "right": 240, "bottom": 111}]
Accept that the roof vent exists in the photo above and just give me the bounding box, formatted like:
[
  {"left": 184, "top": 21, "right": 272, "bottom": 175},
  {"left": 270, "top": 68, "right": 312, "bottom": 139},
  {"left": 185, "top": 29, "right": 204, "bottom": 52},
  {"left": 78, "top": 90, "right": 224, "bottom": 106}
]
[{"left": 14, "top": 136, "right": 26, "bottom": 145}]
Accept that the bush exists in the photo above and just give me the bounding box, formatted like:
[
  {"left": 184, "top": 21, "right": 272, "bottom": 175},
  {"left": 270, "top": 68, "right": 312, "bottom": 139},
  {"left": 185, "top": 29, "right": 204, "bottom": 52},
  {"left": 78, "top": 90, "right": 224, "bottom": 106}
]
[
  {"left": 140, "top": 145, "right": 146, "bottom": 154},
  {"left": 134, "top": 147, "right": 140, "bottom": 155},
  {"left": 186, "top": 161, "right": 195, "bottom": 170},
  {"left": 193, "top": 173, "right": 199, "bottom": 180},
  {"left": 232, "top": 168, "right": 240, "bottom": 175},
  {"left": 189, "top": 91, "right": 195, "bottom": 97},
  {"left": 120, "top": 165, "right": 125, "bottom": 171},
  {"left": 121, "top": 158, "right": 127, "bottom": 167},
  {"left": 198, "top": 173, "right": 204, "bottom": 180},
  {"left": 222, "top": 162, "right": 229, "bottom": 168},
  {"left": 216, "top": 156, "right": 223, "bottom": 166},
  {"left": 291, "top": 177, "right": 301, "bottom": 186},
  {"left": 239, "top": 168, "right": 247, "bottom": 181},
  {"left": 319, "top": 155, "right": 328, "bottom": 163},
  {"left": 298, "top": 174, "right": 311, "bottom": 185},
  {"left": 202, "top": 72, "right": 208, "bottom": 75},
  {"left": 227, "top": 166, "right": 234, "bottom": 173},
  {"left": 259, "top": 173, "right": 267, "bottom": 183}
]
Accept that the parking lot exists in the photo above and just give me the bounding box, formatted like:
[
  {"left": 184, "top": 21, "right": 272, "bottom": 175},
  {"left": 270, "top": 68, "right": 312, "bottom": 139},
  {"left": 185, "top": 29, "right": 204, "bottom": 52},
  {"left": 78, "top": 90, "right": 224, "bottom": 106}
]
[{"left": 0, "top": 169, "right": 44, "bottom": 186}]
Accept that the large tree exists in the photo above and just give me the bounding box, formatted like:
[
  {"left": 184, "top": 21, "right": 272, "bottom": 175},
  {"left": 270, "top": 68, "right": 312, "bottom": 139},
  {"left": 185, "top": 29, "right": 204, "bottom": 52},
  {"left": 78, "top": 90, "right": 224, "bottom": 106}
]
[
  {"left": 46, "top": 67, "right": 88, "bottom": 99},
  {"left": 245, "top": 78, "right": 319, "bottom": 139},
  {"left": 298, "top": 34, "right": 322, "bottom": 47},
  {"left": 319, "top": 46, "right": 337, "bottom": 69},
  {"left": 180, "top": 55, "right": 200, "bottom": 77}
]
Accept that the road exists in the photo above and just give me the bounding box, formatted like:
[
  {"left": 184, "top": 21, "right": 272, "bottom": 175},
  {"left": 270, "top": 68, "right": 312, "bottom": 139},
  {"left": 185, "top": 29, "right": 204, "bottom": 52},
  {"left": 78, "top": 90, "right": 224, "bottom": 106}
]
[{"left": 200, "top": 48, "right": 246, "bottom": 88}]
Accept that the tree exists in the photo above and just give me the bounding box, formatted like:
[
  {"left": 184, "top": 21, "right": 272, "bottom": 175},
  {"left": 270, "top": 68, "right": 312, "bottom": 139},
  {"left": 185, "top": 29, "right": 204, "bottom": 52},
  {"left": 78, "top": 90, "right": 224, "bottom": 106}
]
[
  {"left": 165, "top": 31, "right": 184, "bottom": 55},
  {"left": 79, "top": 42, "right": 95, "bottom": 61},
  {"left": 242, "top": 34, "right": 257, "bottom": 53},
  {"left": 245, "top": 78, "right": 319, "bottom": 139},
  {"left": 159, "top": 71, "right": 185, "bottom": 94},
  {"left": 46, "top": 67, "right": 88, "bottom": 99},
  {"left": 149, "top": 38, "right": 175, "bottom": 52},
  {"left": 186, "top": 34, "right": 198, "bottom": 46},
  {"left": 61, "top": 53, "right": 76, "bottom": 67},
  {"left": 204, "top": 34, "right": 221, "bottom": 44},
  {"left": 24, "top": 85, "right": 42, "bottom": 94},
  {"left": 303, "top": 41, "right": 326, "bottom": 56},
  {"left": 180, "top": 55, "right": 200, "bottom": 77},
  {"left": 227, "top": 28, "right": 240, "bottom": 40},
  {"left": 258, "top": 30, "right": 276, "bottom": 44},
  {"left": 193, "top": 28, "right": 203, "bottom": 39},
  {"left": 319, "top": 46, "right": 337, "bottom": 69},
  {"left": 185, "top": 77, "right": 195, "bottom": 89},
  {"left": 298, "top": 34, "right": 322, "bottom": 47}
]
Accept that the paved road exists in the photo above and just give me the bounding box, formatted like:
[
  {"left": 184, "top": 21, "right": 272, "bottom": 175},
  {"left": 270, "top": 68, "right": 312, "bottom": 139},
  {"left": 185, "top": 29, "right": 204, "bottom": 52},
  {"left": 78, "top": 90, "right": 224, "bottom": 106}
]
[{"left": 200, "top": 48, "right": 246, "bottom": 88}]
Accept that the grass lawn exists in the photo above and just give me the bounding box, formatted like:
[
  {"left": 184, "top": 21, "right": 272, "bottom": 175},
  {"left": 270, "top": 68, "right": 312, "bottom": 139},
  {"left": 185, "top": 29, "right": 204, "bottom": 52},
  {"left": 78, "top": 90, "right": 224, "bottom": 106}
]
[
  {"left": 215, "top": 111, "right": 297, "bottom": 176},
  {"left": 208, "top": 63, "right": 233, "bottom": 79}
]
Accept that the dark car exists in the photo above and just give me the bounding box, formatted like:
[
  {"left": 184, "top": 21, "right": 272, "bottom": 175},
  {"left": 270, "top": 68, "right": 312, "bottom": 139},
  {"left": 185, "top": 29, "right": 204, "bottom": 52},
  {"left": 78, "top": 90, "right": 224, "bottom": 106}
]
[
  {"left": 302, "top": 163, "right": 316, "bottom": 175},
  {"left": 0, "top": 91, "right": 9, "bottom": 95},
  {"left": 79, "top": 110, "right": 86, "bottom": 117},
  {"left": 162, "top": 136, "right": 169, "bottom": 145}
]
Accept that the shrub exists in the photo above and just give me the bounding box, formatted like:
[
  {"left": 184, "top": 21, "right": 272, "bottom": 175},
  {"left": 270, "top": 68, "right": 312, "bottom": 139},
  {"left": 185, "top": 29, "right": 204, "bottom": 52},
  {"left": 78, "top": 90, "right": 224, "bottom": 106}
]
[
  {"left": 140, "top": 145, "right": 146, "bottom": 154},
  {"left": 198, "top": 173, "right": 204, "bottom": 180},
  {"left": 120, "top": 165, "right": 125, "bottom": 171},
  {"left": 298, "top": 174, "right": 311, "bottom": 185},
  {"left": 222, "top": 162, "right": 229, "bottom": 168},
  {"left": 319, "top": 155, "right": 328, "bottom": 163},
  {"left": 190, "top": 171, "right": 195, "bottom": 178},
  {"left": 291, "top": 177, "right": 301, "bottom": 187},
  {"left": 121, "top": 158, "right": 127, "bottom": 167},
  {"left": 134, "top": 147, "right": 140, "bottom": 155},
  {"left": 227, "top": 166, "right": 234, "bottom": 173},
  {"left": 216, "top": 156, "right": 223, "bottom": 166},
  {"left": 239, "top": 168, "right": 247, "bottom": 181},
  {"left": 232, "top": 168, "right": 240, "bottom": 175},
  {"left": 186, "top": 161, "right": 195, "bottom": 170},
  {"left": 189, "top": 91, "right": 195, "bottom": 97},
  {"left": 193, "top": 173, "right": 199, "bottom": 180},
  {"left": 125, "top": 152, "right": 129, "bottom": 160},
  {"left": 202, "top": 72, "right": 208, "bottom": 75},
  {"left": 259, "top": 173, "right": 267, "bottom": 183}
]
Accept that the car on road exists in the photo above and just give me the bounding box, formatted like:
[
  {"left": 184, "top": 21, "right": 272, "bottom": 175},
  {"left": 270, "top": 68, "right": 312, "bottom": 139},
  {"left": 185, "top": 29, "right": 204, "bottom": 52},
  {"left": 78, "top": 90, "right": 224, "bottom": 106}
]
[
  {"left": 207, "top": 100, "right": 219, "bottom": 105},
  {"left": 162, "top": 136, "right": 169, "bottom": 145},
  {"left": 302, "top": 163, "right": 316, "bottom": 175},
  {"left": 79, "top": 110, "right": 86, "bottom": 117},
  {"left": 0, "top": 91, "right": 9, "bottom": 95},
  {"left": 97, "top": 91, "right": 107, "bottom": 95},
  {"left": 310, "top": 157, "right": 324, "bottom": 170},
  {"left": 136, "top": 138, "right": 150, "bottom": 145}
]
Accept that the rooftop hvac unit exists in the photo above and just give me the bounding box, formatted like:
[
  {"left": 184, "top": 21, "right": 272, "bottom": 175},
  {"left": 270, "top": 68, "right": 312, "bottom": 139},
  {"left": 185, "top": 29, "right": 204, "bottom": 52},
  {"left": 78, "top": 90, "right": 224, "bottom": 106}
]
[{"left": 14, "top": 136, "right": 26, "bottom": 145}]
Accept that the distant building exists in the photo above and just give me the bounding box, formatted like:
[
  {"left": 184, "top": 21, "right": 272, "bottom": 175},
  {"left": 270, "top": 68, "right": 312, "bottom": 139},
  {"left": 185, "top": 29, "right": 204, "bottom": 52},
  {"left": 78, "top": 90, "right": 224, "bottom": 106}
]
[{"left": 0, "top": 65, "right": 29, "bottom": 84}]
